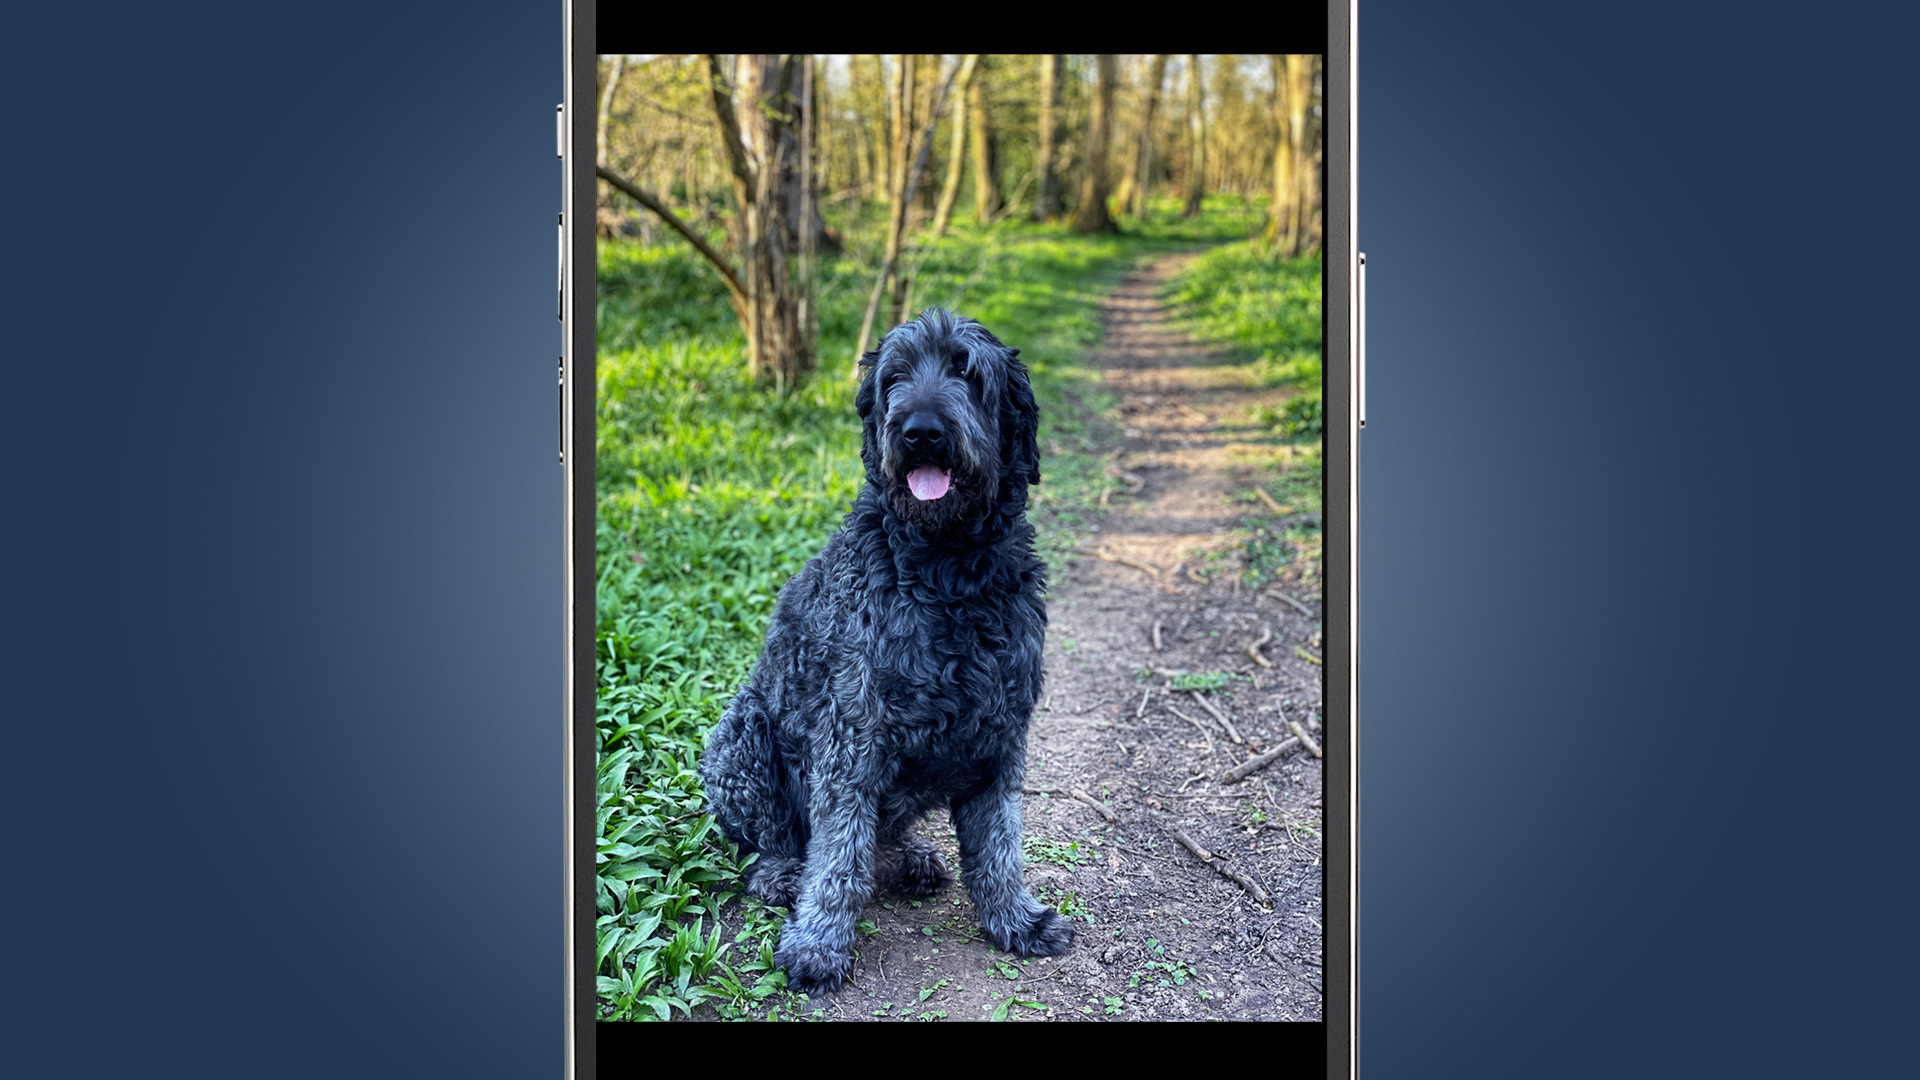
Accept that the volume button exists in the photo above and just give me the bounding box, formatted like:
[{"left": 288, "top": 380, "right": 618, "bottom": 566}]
[{"left": 1357, "top": 252, "right": 1367, "bottom": 429}]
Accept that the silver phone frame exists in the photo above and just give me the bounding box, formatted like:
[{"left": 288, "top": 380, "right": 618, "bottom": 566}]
[{"left": 564, "top": 19, "right": 1358, "bottom": 1072}]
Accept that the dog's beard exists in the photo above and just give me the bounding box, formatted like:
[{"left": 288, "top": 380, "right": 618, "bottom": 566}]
[{"left": 884, "top": 443, "right": 995, "bottom": 531}]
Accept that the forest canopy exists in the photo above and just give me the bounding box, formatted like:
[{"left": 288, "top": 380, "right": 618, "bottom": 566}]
[{"left": 595, "top": 55, "right": 1323, "bottom": 389}]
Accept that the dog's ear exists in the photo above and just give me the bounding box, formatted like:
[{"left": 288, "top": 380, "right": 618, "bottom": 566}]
[
  {"left": 855, "top": 348, "right": 884, "bottom": 484},
  {"left": 1000, "top": 346, "right": 1042, "bottom": 489}
]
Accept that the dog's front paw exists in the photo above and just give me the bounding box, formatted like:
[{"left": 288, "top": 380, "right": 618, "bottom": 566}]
[
  {"left": 1001, "top": 906, "right": 1075, "bottom": 958},
  {"left": 775, "top": 936, "right": 854, "bottom": 996}
]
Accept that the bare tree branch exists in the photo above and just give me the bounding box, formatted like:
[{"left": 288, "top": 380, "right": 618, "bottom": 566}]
[
  {"left": 701, "top": 54, "right": 755, "bottom": 199},
  {"left": 595, "top": 164, "right": 747, "bottom": 311}
]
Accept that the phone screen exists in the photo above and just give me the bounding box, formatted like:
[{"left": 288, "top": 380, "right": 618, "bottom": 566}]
[{"left": 577, "top": 46, "right": 1338, "bottom": 1043}]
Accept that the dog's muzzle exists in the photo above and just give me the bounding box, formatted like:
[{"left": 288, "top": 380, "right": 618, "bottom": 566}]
[{"left": 901, "top": 412, "right": 953, "bottom": 501}]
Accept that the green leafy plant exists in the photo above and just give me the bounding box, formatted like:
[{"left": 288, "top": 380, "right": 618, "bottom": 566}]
[
  {"left": 990, "top": 995, "right": 1047, "bottom": 1022},
  {"left": 1023, "top": 836, "right": 1092, "bottom": 869},
  {"left": 1170, "top": 671, "right": 1235, "bottom": 692}
]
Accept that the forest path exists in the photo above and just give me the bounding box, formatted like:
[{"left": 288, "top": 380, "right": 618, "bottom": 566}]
[{"left": 801, "top": 253, "right": 1326, "bottom": 1022}]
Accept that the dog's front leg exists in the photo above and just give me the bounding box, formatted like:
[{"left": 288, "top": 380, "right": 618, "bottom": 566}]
[
  {"left": 953, "top": 770, "right": 1075, "bottom": 959},
  {"left": 774, "top": 763, "right": 878, "bottom": 995}
]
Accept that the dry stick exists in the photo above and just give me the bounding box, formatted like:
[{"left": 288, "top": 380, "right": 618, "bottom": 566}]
[
  {"left": 1221, "top": 737, "right": 1302, "bottom": 783},
  {"left": 1070, "top": 788, "right": 1118, "bottom": 823},
  {"left": 1167, "top": 705, "right": 1215, "bottom": 756},
  {"left": 1170, "top": 828, "right": 1272, "bottom": 906},
  {"left": 1294, "top": 646, "right": 1323, "bottom": 666},
  {"left": 1252, "top": 487, "right": 1287, "bottom": 515},
  {"left": 1245, "top": 624, "right": 1274, "bottom": 668},
  {"left": 1271, "top": 591, "right": 1313, "bottom": 616},
  {"left": 1166, "top": 562, "right": 1188, "bottom": 593},
  {"left": 1189, "top": 691, "right": 1244, "bottom": 744},
  {"left": 1135, "top": 686, "right": 1152, "bottom": 719},
  {"left": 1287, "top": 719, "right": 1323, "bottom": 759},
  {"left": 1096, "top": 549, "right": 1164, "bottom": 581},
  {"left": 1151, "top": 620, "right": 1164, "bottom": 652}
]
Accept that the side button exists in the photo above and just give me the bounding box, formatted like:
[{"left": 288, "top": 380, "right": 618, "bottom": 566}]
[
  {"left": 558, "top": 356, "right": 566, "bottom": 465},
  {"left": 1357, "top": 252, "right": 1367, "bottom": 429}
]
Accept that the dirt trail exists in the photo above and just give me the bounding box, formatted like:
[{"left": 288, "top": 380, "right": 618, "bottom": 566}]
[{"left": 792, "top": 253, "right": 1325, "bottom": 1023}]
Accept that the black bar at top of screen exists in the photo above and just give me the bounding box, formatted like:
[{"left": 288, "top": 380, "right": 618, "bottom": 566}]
[{"left": 593, "top": 25, "right": 1331, "bottom": 56}]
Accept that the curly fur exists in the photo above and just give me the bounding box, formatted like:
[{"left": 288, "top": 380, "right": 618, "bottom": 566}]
[{"left": 700, "top": 310, "right": 1072, "bottom": 995}]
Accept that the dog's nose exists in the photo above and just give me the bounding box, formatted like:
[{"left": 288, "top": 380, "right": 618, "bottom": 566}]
[{"left": 903, "top": 412, "right": 945, "bottom": 447}]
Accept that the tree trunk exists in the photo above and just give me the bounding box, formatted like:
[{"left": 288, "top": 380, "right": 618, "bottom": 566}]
[
  {"left": 969, "top": 58, "right": 1002, "bottom": 223},
  {"left": 1070, "top": 55, "right": 1119, "bottom": 234},
  {"left": 1300, "top": 55, "right": 1324, "bottom": 255},
  {"left": 596, "top": 55, "right": 623, "bottom": 169},
  {"left": 1265, "top": 54, "right": 1295, "bottom": 251},
  {"left": 886, "top": 54, "right": 916, "bottom": 326},
  {"left": 1034, "top": 54, "right": 1064, "bottom": 222},
  {"left": 777, "top": 56, "right": 839, "bottom": 254},
  {"left": 1182, "top": 55, "right": 1208, "bottom": 218},
  {"left": 1267, "top": 54, "right": 1322, "bottom": 257},
  {"left": 798, "top": 54, "right": 816, "bottom": 353},
  {"left": 852, "top": 58, "right": 963, "bottom": 372},
  {"left": 869, "top": 55, "right": 891, "bottom": 206},
  {"left": 931, "top": 54, "right": 979, "bottom": 238},
  {"left": 703, "top": 54, "right": 812, "bottom": 390},
  {"left": 1113, "top": 54, "right": 1166, "bottom": 219}
]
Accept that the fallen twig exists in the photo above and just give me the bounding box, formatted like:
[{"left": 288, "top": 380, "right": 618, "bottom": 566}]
[
  {"left": 1245, "top": 624, "right": 1274, "bottom": 668},
  {"left": 1095, "top": 548, "right": 1163, "bottom": 581},
  {"left": 1170, "top": 828, "right": 1272, "bottom": 905},
  {"left": 1188, "top": 691, "right": 1244, "bottom": 745},
  {"left": 1287, "top": 719, "right": 1323, "bottom": 759},
  {"left": 1070, "top": 788, "right": 1118, "bottom": 822},
  {"left": 1221, "top": 738, "right": 1303, "bottom": 783},
  {"left": 1270, "top": 591, "right": 1313, "bottom": 616},
  {"left": 1135, "top": 686, "right": 1152, "bottom": 719},
  {"left": 1251, "top": 487, "right": 1287, "bottom": 515},
  {"left": 1293, "top": 646, "right": 1323, "bottom": 666},
  {"left": 1151, "top": 620, "right": 1164, "bottom": 652},
  {"left": 1167, "top": 705, "right": 1215, "bottom": 756}
]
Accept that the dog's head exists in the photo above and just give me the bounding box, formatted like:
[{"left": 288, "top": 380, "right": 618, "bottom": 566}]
[{"left": 856, "top": 309, "right": 1041, "bottom": 530}]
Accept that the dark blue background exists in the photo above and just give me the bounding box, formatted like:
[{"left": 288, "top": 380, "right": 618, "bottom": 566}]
[{"left": 4, "top": 3, "right": 1910, "bottom": 1074}]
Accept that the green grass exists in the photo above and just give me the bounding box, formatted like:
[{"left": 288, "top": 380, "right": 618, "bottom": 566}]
[
  {"left": 593, "top": 201, "right": 1262, "bottom": 1021},
  {"left": 1164, "top": 240, "right": 1325, "bottom": 591}
]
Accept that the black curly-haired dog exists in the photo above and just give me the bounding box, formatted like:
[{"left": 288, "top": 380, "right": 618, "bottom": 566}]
[{"left": 699, "top": 309, "right": 1072, "bottom": 995}]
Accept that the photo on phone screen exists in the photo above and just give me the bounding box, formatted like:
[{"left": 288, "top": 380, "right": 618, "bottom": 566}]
[{"left": 584, "top": 51, "right": 1330, "bottom": 1027}]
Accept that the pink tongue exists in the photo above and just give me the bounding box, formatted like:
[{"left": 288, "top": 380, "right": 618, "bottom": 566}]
[{"left": 907, "top": 466, "right": 952, "bottom": 501}]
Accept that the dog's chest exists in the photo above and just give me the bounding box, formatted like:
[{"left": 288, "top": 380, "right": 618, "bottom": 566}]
[{"left": 860, "top": 593, "right": 1042, "bottom": 759}]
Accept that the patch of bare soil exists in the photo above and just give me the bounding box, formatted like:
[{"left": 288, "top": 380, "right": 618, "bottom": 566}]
[{"left": 796, "top": 254, "right": 1325, "bottom": 1023}]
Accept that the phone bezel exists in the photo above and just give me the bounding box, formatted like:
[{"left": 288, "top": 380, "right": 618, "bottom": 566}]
[{"left": 565, "top": 22, "right": 1355, "bottom": 1071}]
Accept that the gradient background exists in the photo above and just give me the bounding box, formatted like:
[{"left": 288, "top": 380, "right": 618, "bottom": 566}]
[{"left": 5, "top": 2, "right": 1911, "bottom": 1075}]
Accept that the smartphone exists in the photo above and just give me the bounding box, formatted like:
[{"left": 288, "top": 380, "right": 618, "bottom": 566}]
[{"left": 565, "top": 14, "right": 1355, "bottom": 1069}]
